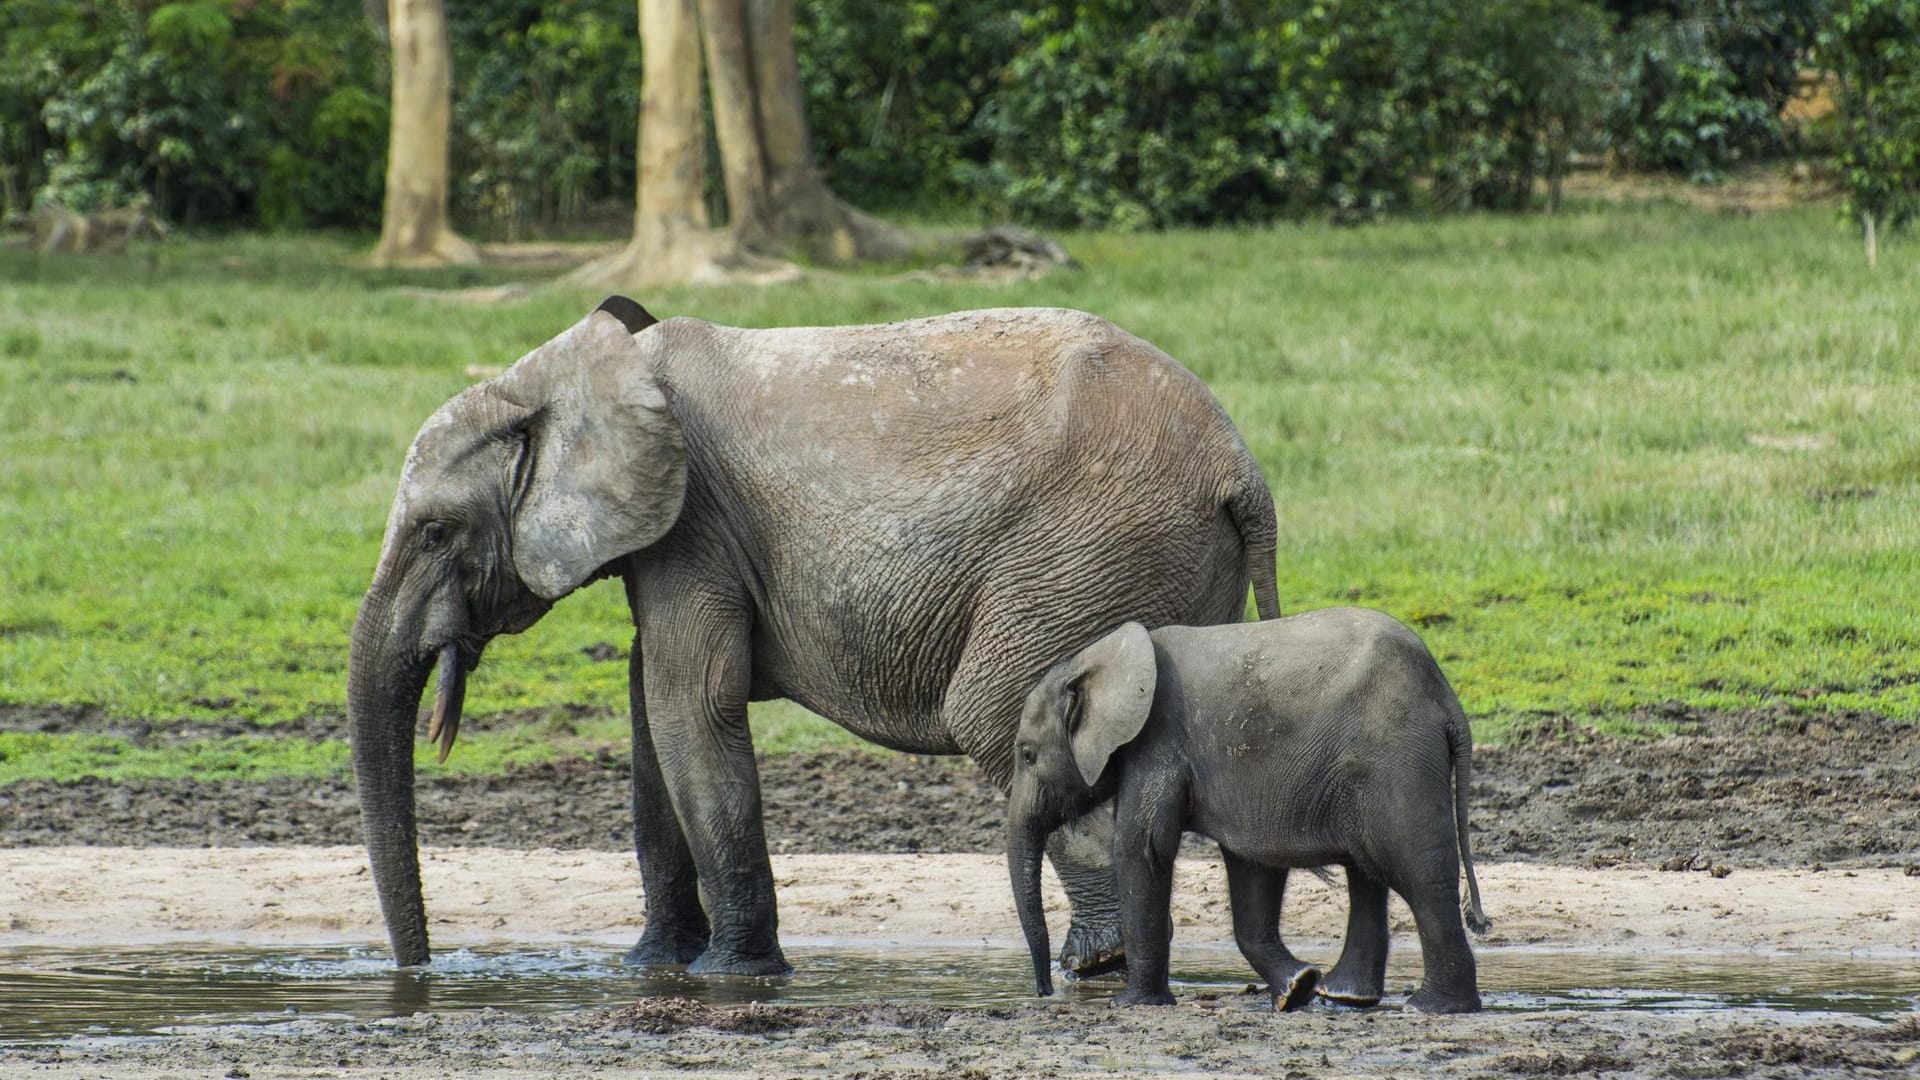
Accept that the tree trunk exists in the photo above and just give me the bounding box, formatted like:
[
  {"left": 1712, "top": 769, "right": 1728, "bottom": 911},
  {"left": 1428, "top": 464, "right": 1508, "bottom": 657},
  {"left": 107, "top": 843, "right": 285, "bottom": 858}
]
[
  {"left": 737, "top": 0, "right": 912, "bottom": 262},
  {"left": 370, "top": 0, "right": 476, "bottom": 268},
  {"left": 699, "top": 0, "right": 774, "bottom": 247},
  {"left": 569, "top": 0, "right": 940, "bottom": 288},
  {"left": 566, "top": 0, "right": 795, "bottom": 288},
  {"left": 1863, "top": 211, "right": 1879, "bottom": 268}
]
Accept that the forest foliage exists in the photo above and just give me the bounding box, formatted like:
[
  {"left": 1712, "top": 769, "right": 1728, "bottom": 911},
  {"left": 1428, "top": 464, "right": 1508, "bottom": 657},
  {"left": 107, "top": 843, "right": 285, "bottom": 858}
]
[{"left": 0, "top": 0, "right": 1869, "bottom": 232}]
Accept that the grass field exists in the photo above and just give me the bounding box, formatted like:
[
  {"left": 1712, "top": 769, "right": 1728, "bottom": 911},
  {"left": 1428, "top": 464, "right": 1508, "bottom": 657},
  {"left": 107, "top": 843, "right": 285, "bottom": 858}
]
[{"left": 2, "top": 203, "right": 1916, "bottom": 783}]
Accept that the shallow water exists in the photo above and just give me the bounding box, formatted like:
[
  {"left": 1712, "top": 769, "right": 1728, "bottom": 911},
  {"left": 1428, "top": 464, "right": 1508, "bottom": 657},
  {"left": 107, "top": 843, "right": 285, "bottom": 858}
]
[{"left": 1, "top": 944, "right": 1914, "bottom": 1043}]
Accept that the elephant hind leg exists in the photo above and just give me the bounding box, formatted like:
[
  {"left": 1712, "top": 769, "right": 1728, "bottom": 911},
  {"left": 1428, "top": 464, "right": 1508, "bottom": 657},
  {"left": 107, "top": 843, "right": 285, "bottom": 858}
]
[
  {"left": 1319, "top": 868, "right": 1389, "bottom": 1007},
  {"left": 1222, "top": 851, "right": 1320, "bottom": 1012},
  {"left": 1388, "top": 861, "right": 1481, "bottom": 1014}
]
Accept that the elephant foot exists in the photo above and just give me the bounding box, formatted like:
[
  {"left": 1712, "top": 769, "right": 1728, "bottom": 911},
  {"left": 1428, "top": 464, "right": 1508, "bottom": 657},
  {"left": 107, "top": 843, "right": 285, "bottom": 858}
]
[
  {"left": 1313, "top": 980, "right": 1374, "bottom": 1006},
  {"left": 1271, "top": 964, "right": 1323, "bottom": 1013},
  {"left": 1316, "top": 968, "right": 1383, "bottom": 1008},
  {"left": 686, "top": 945, "right": 794, "bottom": 978},
  {"left": 1112, "top": 985, "right": 1176, "bottom": 1007},
  {"left": 1059, "top": 918, "right": 1127, "bottom": 979},
  {"left": 1406, "top": 985, "right": 1482, "bottom": 1014},
  {"left": 623, "top": 926, "right": 709, "bottom": 968}
]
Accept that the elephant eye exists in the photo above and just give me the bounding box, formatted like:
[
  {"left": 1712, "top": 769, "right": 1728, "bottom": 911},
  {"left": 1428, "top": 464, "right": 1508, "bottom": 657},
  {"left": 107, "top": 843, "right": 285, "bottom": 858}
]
[
  {"left": 419, "top": 521, "right": 447, "bottom": 551},
  {"left": 1020, "top": 745, "right": 1037, "bottom": 766}
]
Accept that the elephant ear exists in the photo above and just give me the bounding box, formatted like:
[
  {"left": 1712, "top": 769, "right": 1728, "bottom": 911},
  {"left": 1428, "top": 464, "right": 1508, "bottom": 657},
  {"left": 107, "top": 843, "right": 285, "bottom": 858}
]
[
  {"left": 1067, "top": 622, "right": 1158, "bottom": 788},
  {"left": 492, "top": 300, "right": 684, "bottom": 600}
]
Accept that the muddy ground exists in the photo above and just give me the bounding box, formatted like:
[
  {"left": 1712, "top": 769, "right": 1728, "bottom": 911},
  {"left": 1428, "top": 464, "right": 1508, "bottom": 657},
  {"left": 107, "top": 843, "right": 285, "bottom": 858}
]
[
  {"left": 3, "top": 706, "right": 1915, "bottom": 869},
  {"left": 6, "top": 1001, "right": 1918, "bottom": 1080}
]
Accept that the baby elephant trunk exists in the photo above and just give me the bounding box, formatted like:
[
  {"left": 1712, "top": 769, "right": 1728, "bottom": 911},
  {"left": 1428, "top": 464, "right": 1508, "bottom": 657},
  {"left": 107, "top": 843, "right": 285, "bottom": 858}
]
[{"left": 1007, "top": 818, "right": 1054, "bottom": 996}]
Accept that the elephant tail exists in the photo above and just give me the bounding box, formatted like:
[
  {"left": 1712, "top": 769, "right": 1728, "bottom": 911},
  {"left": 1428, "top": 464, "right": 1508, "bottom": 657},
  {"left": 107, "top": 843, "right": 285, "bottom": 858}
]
[
  {"left": 1225, "top": 459, "right": 1280, "bottom": 621},
  {"left": 1445, "top": 699, "right": 1492, "bottom": 936}
]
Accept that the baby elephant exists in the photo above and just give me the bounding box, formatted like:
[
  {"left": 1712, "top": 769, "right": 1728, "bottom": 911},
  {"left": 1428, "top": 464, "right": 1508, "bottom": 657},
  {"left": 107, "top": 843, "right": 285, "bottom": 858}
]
[{"left": 1007, "top": 608, "right": 1490, "bottom": 1013}]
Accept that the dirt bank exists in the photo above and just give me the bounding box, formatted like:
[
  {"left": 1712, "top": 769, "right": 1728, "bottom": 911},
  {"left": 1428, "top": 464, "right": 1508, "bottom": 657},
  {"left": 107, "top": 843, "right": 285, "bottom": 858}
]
[
  {"left": 3, "top": 707, "right": 1915, "bottom": 870},
  {"left": 3, "top": 847, "right": 1916, "bottom": 956}
]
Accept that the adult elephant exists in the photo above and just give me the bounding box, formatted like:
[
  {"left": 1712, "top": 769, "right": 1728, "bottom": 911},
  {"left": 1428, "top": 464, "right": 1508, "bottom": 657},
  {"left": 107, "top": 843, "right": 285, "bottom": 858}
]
[{"left": 348, "top": 298, "right": 1279, "bottom": 975}]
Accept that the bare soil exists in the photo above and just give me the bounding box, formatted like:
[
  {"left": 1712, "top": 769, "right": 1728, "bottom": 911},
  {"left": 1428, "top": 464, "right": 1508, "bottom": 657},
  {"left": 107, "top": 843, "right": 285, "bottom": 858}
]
[
  {"left": 1556, "top": 162, "right": 1842, "bottom": 212},
  {"left": 3, "top": 707, "right": 1915, "bottom": 871}
]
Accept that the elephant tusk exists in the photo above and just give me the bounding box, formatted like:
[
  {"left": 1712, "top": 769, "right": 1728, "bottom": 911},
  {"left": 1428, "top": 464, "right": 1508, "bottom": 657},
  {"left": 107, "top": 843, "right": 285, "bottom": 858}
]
[{"left": 426, "top": 642, "right": 465, "bottom": 763}]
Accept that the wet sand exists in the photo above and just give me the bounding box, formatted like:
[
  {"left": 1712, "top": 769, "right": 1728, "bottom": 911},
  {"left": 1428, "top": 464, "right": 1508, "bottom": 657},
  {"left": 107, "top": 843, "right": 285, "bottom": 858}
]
[{"left": 4, "top": 847, "right": 1917, "bottom": 957}]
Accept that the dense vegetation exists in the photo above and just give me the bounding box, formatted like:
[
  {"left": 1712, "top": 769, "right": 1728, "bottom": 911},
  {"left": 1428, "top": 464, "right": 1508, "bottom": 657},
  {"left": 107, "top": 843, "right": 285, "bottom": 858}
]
[
  {"left": 3, "top": 207, "right": 1916, "bottom": 782},
  {"left": 1821, "top": 0, "right": 1920, "bottom": 259},
  {"left": 1, "top": 0, "right": 1846, "bottom": 232}
]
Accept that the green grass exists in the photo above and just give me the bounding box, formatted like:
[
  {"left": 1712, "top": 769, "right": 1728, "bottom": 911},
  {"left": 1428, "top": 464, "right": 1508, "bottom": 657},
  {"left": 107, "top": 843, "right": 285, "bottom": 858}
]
[{"left": 2, "top": 206, "right": 1916, "bottom": 782}]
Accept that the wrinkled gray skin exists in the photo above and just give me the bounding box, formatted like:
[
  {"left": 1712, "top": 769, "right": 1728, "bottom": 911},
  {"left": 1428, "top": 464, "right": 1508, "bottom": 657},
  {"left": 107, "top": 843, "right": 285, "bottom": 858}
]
[
  {"left": 348, "top": 299, "right": 1280, "bottom": 976},
  {"left": 1007, "top": 609, "right": 1490, "bottom": 1013}
]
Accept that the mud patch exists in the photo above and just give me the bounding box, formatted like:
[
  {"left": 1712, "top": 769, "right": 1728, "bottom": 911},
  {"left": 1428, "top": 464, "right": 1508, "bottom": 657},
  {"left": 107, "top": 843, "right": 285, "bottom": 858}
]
[
  {"left": 1476, "top": 708, "right": 1920, "bottom": 868},
  {"left": 1, "top": 708, "right": 1915, "bottom": 870},
  {"left": 607, "top": 998, "right": 962, "bottom": 1035},
  {"left": 0, "top": 748, "right": 1006, "bottom": 854},
  {"left": 4, "top": 1002, "right": 1913, "bottom": 1079}
]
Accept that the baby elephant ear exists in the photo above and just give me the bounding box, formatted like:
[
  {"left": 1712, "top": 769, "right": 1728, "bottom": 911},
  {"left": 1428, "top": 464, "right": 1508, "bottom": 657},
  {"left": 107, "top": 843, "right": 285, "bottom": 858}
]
[{"left": 1068, "top": 622, "right": 1158, "bottom": 788}]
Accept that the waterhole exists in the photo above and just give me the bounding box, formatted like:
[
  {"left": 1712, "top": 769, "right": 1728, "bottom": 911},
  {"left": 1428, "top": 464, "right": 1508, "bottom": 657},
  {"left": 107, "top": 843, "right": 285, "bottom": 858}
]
[{"left": 1, "top": 945, "right": 1914, "bottom": 1043}]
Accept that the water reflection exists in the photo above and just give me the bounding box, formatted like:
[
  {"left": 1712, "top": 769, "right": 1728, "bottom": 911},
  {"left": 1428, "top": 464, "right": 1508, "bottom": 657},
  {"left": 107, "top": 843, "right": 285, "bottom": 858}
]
[{"left": 1, "top": 944, "right": 1914, "bottom": 1043}]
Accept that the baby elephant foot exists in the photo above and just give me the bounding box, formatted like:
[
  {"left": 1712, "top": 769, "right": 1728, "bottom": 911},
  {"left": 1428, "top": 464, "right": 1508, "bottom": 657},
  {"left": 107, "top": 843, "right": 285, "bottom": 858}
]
[
  {"left": 1316, "top": 969, "right": 1383, "bottom": 1008},
  {"left": 1271, "top": 964, "right": 1323, "bottom": 1013},
  {"left": 1406, "top": 986, "right": 1482, "bottom": 1014},
  {"left": 1112, "top": 986, "right": 1177, "bottom": 1007}
]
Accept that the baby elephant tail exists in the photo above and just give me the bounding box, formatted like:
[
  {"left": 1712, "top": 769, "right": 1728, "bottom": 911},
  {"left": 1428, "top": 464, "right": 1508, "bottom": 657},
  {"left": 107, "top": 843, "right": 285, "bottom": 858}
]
[
  {"left": 1226, "top": 460, "right": 1280, "bottom": 621},
  {"left": 1446, "top": 702, "right": 1493, "bottom": 936}
]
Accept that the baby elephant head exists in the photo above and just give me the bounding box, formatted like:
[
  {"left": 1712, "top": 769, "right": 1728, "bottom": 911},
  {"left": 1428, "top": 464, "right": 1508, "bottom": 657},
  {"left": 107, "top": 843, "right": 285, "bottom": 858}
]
[{"left": 1006, "top": 621, "right": 1157, "bottom": 995}]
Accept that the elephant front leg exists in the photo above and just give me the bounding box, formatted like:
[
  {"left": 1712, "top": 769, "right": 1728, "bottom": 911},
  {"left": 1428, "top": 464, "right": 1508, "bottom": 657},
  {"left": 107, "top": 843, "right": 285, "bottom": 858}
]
[
  {"left": 621, "top": 631, "right": 709, "bottom": 967},
  {"left": 641, "top": 602, "right": 790, "bottom": 977},
  {"left": 1047, "top": 806, "right": 1127, "bottom": 977},
  {"left": 1109, "top": 802, "right": 1180, "bottom": 1006}
]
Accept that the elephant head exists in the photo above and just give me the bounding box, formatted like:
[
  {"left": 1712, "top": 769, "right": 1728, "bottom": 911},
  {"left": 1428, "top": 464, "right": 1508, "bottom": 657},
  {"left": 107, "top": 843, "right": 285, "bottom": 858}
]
[
  {"left": 348, "top": 297, "right": 681, "bottom": 966},
  {"left": 1006, "top": 622, "right": 1156, "bottom": 996}
]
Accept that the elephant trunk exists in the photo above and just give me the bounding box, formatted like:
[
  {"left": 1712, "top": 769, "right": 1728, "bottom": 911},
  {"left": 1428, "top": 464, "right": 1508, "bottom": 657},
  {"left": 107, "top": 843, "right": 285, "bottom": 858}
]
[
  {"left": 1008, "top": 815, "right": 1054, "bottom": 996},
  {"left": 348, "top": 588, "right": 434, "bottom": 967}
]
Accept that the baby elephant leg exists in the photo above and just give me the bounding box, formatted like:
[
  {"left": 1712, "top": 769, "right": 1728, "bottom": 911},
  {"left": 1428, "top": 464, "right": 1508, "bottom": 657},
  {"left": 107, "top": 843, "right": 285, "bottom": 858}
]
[
  {"left": 1222, "top": 851, "right": 1320, "bottom": 1012},
  {"left": 1110, "top": 810, "right": 1179, "bottom": 1006},
  {"left": 1398, "top": 872, "right": 1482, "bottom": 1014},
  {"left": 1319, "top": 869, "right": 1389, "bottom": 1007}
]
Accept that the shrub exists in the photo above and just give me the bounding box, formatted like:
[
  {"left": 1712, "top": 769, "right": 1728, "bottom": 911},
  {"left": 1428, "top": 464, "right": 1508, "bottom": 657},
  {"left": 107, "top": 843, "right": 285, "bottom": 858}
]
[
  {"left": 976, "top": 0, "right": 1613, "bottom": 228},
  {"left": 449, "top": 0, "right": 642, "bottom": 238},
  {"left": 1822, "top": 0, "right": 1920, "bottom": 264},
  {"left": 5, "top": 0, "right": 386, "bottom": 228},
  {"left": 1604, "top": 1, "right": 1829, "bottom": 180},
  {"left": 794, "top": 0, "right": 1022, "bottom": 210}
]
